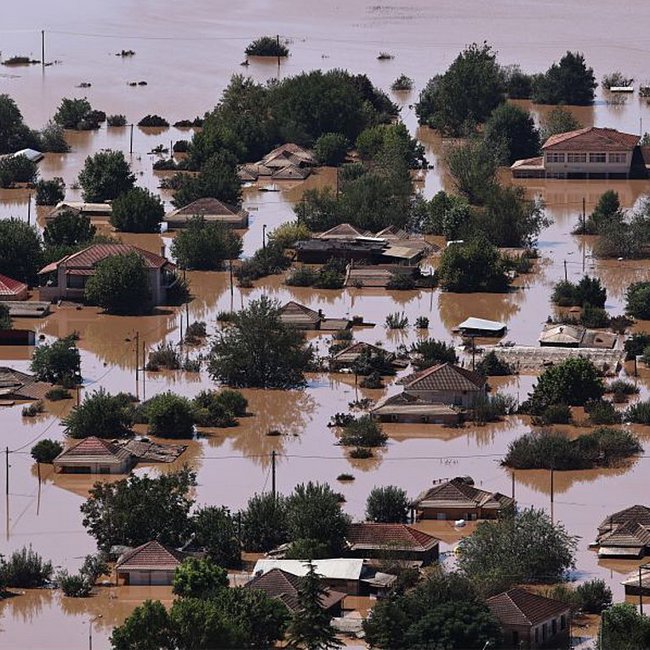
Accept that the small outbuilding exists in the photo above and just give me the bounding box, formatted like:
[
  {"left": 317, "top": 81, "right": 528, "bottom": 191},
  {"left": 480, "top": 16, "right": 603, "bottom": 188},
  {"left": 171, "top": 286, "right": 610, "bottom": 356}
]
[
  {"left": 279, "top": 301, "right": 322, "bottom": 330},
  {"left": 115, "top": 540, "right": 185, "bottom": 586},
  {"left": 53, "top": 436, "right": 136, "bottom": 475},
  {"left": 330, "top": 342, "right": 393, "bottom": 371},
  {"left": 0, "top": 274, "right": 28, "bottom": 301},
  {"left": 456, "top": 317, "right": 507, "bottom": 337}
]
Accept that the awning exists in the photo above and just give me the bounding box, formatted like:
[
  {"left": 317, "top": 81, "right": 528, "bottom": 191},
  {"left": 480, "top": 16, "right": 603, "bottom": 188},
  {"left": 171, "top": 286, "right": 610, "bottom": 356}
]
[
  {"left": 598, "top": 546, "right": 644, "bottom": 557},
  {"left": 38, "top": 262, "right": 58, "bottom": 275},
  {"left": 65, "top": 269, "right": 94, "bottom": 276}
]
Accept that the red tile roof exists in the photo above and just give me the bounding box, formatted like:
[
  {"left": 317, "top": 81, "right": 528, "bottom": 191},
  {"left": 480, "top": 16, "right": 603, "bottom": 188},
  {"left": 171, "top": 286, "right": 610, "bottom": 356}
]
[
  {"left": 412, "top": 477, "right": 514, "bottom": 512},
  {"left": 170, "top": 197, "right": 244, "bottom": 217},
  {"left": 56, "top": 436, "right": 129, "bottom": 459},
  {"left": 115, "top": 540, "right": 185, "bottom": 571},
  {"left": 487, "top": 588, "right": 570, "bottom": 627},
  {"left": 0, "top": 273, "right": 27, "bottom": 297},
  {"left": 346, "top": 523, "right": 439, "bottom": 552},
  {"left": 39, "top": 244, "right": 173, "bottom": 274},
  {"left": 542, "top": 127, "right": 639, "bottom": 152},
  {"left": 402, "top": 363, "right": 486, "bottom": 392},
  {"left": 245, "top": 568, "right": 345, "bottom": 612}
]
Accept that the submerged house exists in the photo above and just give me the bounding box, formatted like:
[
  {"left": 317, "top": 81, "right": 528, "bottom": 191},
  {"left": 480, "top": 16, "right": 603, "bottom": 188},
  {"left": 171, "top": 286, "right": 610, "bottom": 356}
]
[
  {"left": 456, "top": 317, "right": 507, "bottom": 338},
  {"left": 344, "top": 523, "right": 440, "bottom": 565},
  {"left": 244, "top": 568, "right": 345, "bottom": 615},
  {"left": 46, "top": 201, "right": 112, "bottom": 223},
  {"left": 0, "top": 274, "right": 28, "bottom": 301},
  {"left": 595, "top": 505, "right": 650, "bottom": 558},
  {"left": 278, "top": 301, "right": 322, "bottom": 330},
  {"left": 411, "top": 476, "right": 514, "bottom": 521},
  {"left": 115, "top": 541, "right": 185, "bottom": 586},
  {"left": 487, "top": 588, "right": 571, "bottom": 649},
  {"left": 53, "top": 436, "right": 136, "bottom": 475},
  {"left": 330, "top": 342, "right": 393, "bottom": 371},
  {"left": 370, "top": 393, "right": 461, "bottom": 425},
  {"left": 511, "top": 127, "right": 645, "bottom": 179},
  {"left": 163, "top": 197, "right": 249, "bottom": 229},
  {"left": 261, "top": 143, "right": 317, "bottom": 169},
  {"left": 0, "top": 367, "right": 52, "bottom": 401},
  {"left": 38, "top": 244, "right": 176, "bottom": 306},
  {"left": 539, "top": 324, "right": 617, "bottom": 349}
]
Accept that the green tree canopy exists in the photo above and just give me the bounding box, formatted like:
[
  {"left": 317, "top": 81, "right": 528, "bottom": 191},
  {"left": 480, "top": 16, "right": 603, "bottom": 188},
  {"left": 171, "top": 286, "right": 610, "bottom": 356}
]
[
  {"left": 532, "top": 51, "right": 597, "bottom": 105},
  {"left": 84, "top": 252, "right": 152, "bottom": 315},
  {"left": 78, "top": 150, "right": 135, "bottom": 202},
  {"left": 0, "top": 94, "right": 40, "bottom": 154},
  {"left": 445, "top": 138, "right": 499, "bottom": 205},
  {"left": 0, "top": 218, "right": 42, "bottom": 283},
  {"left": 80, "top": 468, "right": 196, "bottom": 551},
  {"left": 313, "top": 132, "right": 349, "bottom": 166},
  {"left": 626, "top": 282, "right": 650, "bottom": 320},
  {"left": 191, "top": 506, "right": 241, "bottom": 568},
  {"left": 240, "top": 492, "right": 289, "bottom": 552},
  {"left": 245, "top": 36, "right": 289, "bottom": 57},
  {"left": 145, "top": 392, "right": 195, "bottom": 439},
  {"left": 43, "top": 209, "right": 96, "bottom": 247},
  {"left": 170, "top": 216, "right": 242, "bottom": 270},
  {"left": 416, "top": 43, "right": 504, "bottom": 136},
  {"left": 539, "top": 105, "right": 582, "bottom": 142},
  {"left": 53, "top": 97, "right": 95, "bottom": 129},
  {"left": 110, "top": 600, "right": 174, "bottom": 650},
  {"left": 110, "top": 187, "right": 164, "bottom": 233},
  {"left": 207, "top": 296, "right": 314, "bottom": 389},
  {"left": 63, "top": 388, "right": 135, "bottom": 439},
  {"left": 599, "top": 603, "right": 650, "bottom": 650},
  {"left": 0, "top": 154, "right": 39, "bottom": 187},
  {"left": 35, "top": 177, "right": 65, "bottom": 205},
  {"left": 172, "top": 557, "right": 228, "bottom": 598},
  {"left": 366, "top": 486, "right": 409, "bottom": 523},
  {"left": 30, "top": 336, "right": 81, "bottom": 385},
  {"left": 30, "top": 439, "right": 63, "bottom": 463},
  {"left": 484, "top": 103, "right": 540, "bottom": 164}
]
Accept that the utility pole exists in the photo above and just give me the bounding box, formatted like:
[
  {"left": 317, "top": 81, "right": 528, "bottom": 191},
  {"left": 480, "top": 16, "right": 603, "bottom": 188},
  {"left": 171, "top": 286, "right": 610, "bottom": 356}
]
[
  {"left": 41, "top": 30, "right": 45, "bottom": 70},
  {"left": 229, "top": 259, "right": 234, "bottom": 298},
  {"left": 582, "top": 197, "right": 586, "bottom": 235},
  {"left": 511, "top": 470, "right": 515, "bottom": 500},
  {"left": 5, "top": 447, "right": 8, "bottom": 496},
  {"left": 550, "top": 467, "right": 555, "bottom": 523},
  {"left": 27, "top": 195, "right": 31, "bottom": 225},
  {"left": 262, "top": 224, "right": 267, "bottom": 252},
  {"left": 134, "top": 331, "right": 140, "bottom": 384},
  {"left": 271, "top": 450, "right": 276, "bottom": 498},
  {"left": 142, "top": 340, "right": 146, "bottom": 401},
  {"left": 563, "top": 260, "right": 568, "bottom": 282},
  {"left": 129, "top": 124, "right": 134, "bottom": 155}
]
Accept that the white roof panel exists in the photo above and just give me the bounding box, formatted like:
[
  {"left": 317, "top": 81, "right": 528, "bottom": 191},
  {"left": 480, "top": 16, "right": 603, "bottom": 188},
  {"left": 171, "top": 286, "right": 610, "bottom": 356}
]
[
  {"left": 253, "top": 558, "right": 364, "bottom": 581},
  {"left": 458, "top": 317, "right": 506, "bottom": 332}
]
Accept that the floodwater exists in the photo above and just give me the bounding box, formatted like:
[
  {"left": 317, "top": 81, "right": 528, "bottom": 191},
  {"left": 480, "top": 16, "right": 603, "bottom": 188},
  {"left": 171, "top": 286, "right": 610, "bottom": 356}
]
[{"left": 2, "top": 1, "right": 650, "bottom": 647}]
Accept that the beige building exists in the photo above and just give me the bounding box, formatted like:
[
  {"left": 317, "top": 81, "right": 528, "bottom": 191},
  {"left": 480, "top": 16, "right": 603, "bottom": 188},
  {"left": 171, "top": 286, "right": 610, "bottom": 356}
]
[
  {"left": 53, "top": 436, "right": 135, "bottom": 474},
  {"left": 512, "top": 127, "right": 642, "bottom": 179},
  {"left": 115, "top": 541, "right": 184, "bottom": 585}
]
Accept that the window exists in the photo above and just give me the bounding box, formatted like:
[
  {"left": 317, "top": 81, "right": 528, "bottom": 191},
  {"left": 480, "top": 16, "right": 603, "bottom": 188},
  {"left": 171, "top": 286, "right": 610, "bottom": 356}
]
[
  {"left": 561, "top": 614, "right": 567, "bottom": 630},
  {"left": 567, "top": 153, "right": 587, "bottom": 163},
  {"left": 589, "top": 152, "right": 607, "bottom": 163},
  {"left": 609, "top": 152, "right": 626, "bottom": 163},
  {"left": 552, "top": 619, "right": 557, "bottom": 635},
  {"left": 546, "top": 152, "right": 565, "bottom": 163}
]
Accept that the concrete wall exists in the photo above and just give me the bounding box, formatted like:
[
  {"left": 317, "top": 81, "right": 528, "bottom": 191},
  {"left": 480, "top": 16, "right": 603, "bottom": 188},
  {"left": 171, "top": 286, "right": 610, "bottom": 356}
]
[
  {"left": 404, "top": 388, "right": 485, "bottom": 408},
  {"left": 544, "top": 150, "right": 632, "bottom": 178}
]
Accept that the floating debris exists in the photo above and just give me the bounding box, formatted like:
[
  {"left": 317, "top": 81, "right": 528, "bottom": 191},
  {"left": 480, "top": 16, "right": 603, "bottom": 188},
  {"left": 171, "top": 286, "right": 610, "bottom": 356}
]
[{"left": 116, "top": 49, "right": 135, "bottom": 57}]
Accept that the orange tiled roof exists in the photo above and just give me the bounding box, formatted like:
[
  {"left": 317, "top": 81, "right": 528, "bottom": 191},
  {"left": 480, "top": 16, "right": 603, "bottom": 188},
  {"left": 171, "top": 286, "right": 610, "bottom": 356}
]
[
  {"left": 0, "top": 273, "right": 27, "bottom": 297},
  {"left": 542, "top": 127, "right": 639, "bottom": 152},
  {"left": 169, "top": 197, "right": 245, "bottom": 217},
  {"left": 487, "top": 588, "right": 570, "bottom": 627},
  {"left": 115, "top": 540, "right": 184, "bottom": 571},
  {"left": 346, "top": 523, "right": 439, "bottom": 552},
  {"left": 402, "top": 363, "right": 486, "bottom": 392}
]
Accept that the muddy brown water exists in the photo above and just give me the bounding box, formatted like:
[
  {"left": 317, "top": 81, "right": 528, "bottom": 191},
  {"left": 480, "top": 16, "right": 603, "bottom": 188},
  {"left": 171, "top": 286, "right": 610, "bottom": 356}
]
[{"left": 3, "top": 1, "right": 650, "bottom": 647}]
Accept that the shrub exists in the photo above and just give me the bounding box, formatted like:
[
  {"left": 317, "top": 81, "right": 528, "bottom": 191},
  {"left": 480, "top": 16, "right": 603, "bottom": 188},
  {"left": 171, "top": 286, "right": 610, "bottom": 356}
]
[
  {"left": 268, "top": 221, "right": 311, "bottom": 250},
  {"left": 80, "top": 553, "right": 109, "bottom": 583},
  {"left": 580, "top": 304, "right": 610, "bottom": 328},
  {"left": 31, "top": 439, "right": 63, "bottom": 463},
  {"left": 53, "top": 97, "right": 99, "bottom": 129},
  {"left": 626, "top": 282, "right": 650, "bottom": 320},
  {"left": 337, "top": 473, "right": 354, "bottom": 481},
  {"left": 58, "top": 571, "right": 92, "bottom": 597},
  {"left": 107, "top": 114, "right": 127, "bottom": 127},
  {"left": 606, "top": 379, "right": 639, "bottom": 396},
  {"left": 340, "top": 416, "right": 387, "bottom": 447},
  {"left": 626, "top": 400, "right": 650, "bottom": 425},
  {"left": 137, "top": 114, "right": 169, "bottom": 127},
  {"left": 31, "top": 336, "right": 81, "bottom": 385},
  {"left": 391, "top": 74, "right": 413, "bottom": 91},
  {"left": 172, "top": 140, "right": 189, "bottom": 153},
  {"left": 185, "top": 321, "right": 207, "bottom": 340},
  {"left": 146, "top": 343, "right": 182, "bottom": 371},
  {"left": 245, "top": 36, "right": 289, "bottom": 57},
  {"left": 45, "top": 387, "right": 71, "bottom": 401},
  {"left": 414, "top": 316, "right": 429, "bottom": 329},
  {"left": 235, "top": 242, "right": 291, "bottom": 283},
  {"left": 476, "top": 351, "right": 513, "bottom": 376},
  {"left": 22, "top": 401, "right": 44, "bottom": 417},
  {"left": 531, "top": 403, "right": 572, "bottom": 425},
  {"left": 471, "top": 394, "right": 517, "bottom": 424},
  {"left": 387, "top": 271, "right": 416, "bottom": 290},
  {"left": 110, "top": 187, "right": 164, "bottom": 233},
  {"left": 359, "top": 371, "right": 383, "bottom": 389},
  {"left": 411, "top": 337, "right": 458, "bottom": 369},
  {"left": 63, "top": 389, "right": 135, "bottom": 439},
  {"left": 584, "top": 399, "right": 622, "bottom": 425},
  {"left": 1, "top": 546, "right": 53, "bottom": 587},
  {"left": 349, "top": 447, "right": 373, "bottom": 459},
  {"left": 285, "top": 266, "right": 318, "bottom": 287},
  {"left": 313, "top": 133, "right": 348, "bottom": 166},
  {"left": 576, "top": 579, "right": 612, "bottom": 614},
  {"left": 146, "top": 392, "right": 194, "bottom": 438},
  {"left": 551, "top": 277, "right": 606, "bottom": 308},
  {"left": 35, "top": 177, "right": 65, "bottom": 205},
  {"left": 313, "top": 269, "right": 344, "bottom": 289},
  {"left": 385, "top": 312, "right": 408, "bottom": 329},
  {"left": 192, "top": 390, "right": 237, "bottom": 428}
]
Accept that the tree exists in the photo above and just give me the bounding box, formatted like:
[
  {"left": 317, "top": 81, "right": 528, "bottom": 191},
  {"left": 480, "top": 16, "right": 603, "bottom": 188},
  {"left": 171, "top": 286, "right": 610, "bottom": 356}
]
[
  {"left": 286, "top": 561, "right": 342, "bottom": 650},
  {"left": 286, "top": 482, "right": 351, "bottom": 557},
  {"left": 240, "top": 492, "right": 289, "bottom": 552},
  {"left": 294, "top": 187, "right": 339, "bottom": 232},
  {"left": 484, "top": 103, "right": 540, "bottom": 164},
  {"left": 457, "top": 507, "right": 577, "bottom": 594},
  {"left": 416, "top": 43, "right": 504, "bottom": 136},
  {"left": 626, "top": 282, "right": 650, "bottom": 320},
  {"left": 208, "top": 296, "right": 314, "bottom": 389},
  {"left": 78, "top": 150, "right": 135, "bottom": 202},
  {"left": 43, "top": 209, "right": 96, "bottom": 246},
  {"left": 84, "top": 252, "right": 152, "bottom": 315},
  {"left": 340, "top": 416, "right": 387, "bottom": 448},
  {"left": 0, "top": 303, "right": 11, "bottom": 330},
  {"left": 170, "top": 216, "right": 242, "bottom": 270},
  {"left": 245, "top": 36, "right": 289, "bottom": 57},
  {"left": 587, "top": 190, "right": 622, "bottom": 233},
  {"left": 30, "top": 336, "right": 81, "bottom": 385},
  {"left": 1, "top": 546, "right": 53, "bottom": 587},
  {"left": 268, "top": 220, "right": 312, "bottom": 249},
  {"left": 598, "top": 603, "right": 650, "bottom": 650},
  {"left": 0, "top": 154, "right": 38, "bottom": 188},
  {"left": 145, "top": 392, "right": 195, "bottom": 439},
  {"left": 532, "top": 51, "right": 597, "bottom": 105},
  {"left": 410, "top": 338, "right": 458, "bottom": 370},
  {"left": 313, "top": 132, "right": 349, "bottom": 166},
  {"left": 437, "top": 237, "right": 511, "bottom": 292},
  {"left": 0, "top": 218, "right": 42, "bottom": 283},
  {"left": 110, "top": 187, "right": 164, "bottom": 233},
  {"left": 171, "top": 152, "right": 241, "bottom": 208},
  {"left": 110, "top": 600, "right": 174, "bottom": 650},
  {"left": 0, "top": 94, "right": 40, "bottom": 154},
  {"left": 366, "top": 486, "right": 409, "bottom": 523},
  {"left": 39, "top": 121, "right": 69, "bottom": 153},
  {"left": 63, "top": 388, "right": 134, "bottom": 438},
  {"left": 191, "top": 506, "right": 241, "bottom": 568},
  {"left": 172, "top": 557, "right": 228, "bottom": 598},
  {"left": 524, "top": 357, "right": 604, "bottom": 412},
  {"left": 539, "top": 105, "right": 582, "bottom": 142},
  {"left": 445, "top": 138, "right": 499, "bottom": 205},
  {"left": 576, "top": 579, "right": 612, "bottom": 614},
  {"left": 35, "top": 177, "right": 65, "bottom": 205},
  {"left": 80, "top": 468, "right": 196, "bottom": 551},
  {"left": 53, "top": 97, "right": 95, "bottom": 129},
  {"left": 30, "top": 439, "right": 63, "bottom": 463}
]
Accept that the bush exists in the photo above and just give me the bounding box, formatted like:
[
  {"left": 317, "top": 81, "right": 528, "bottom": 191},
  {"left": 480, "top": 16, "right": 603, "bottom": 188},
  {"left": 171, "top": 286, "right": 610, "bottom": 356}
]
[
  {"left": 22, "top": 401, "right": 44, "bottom": 417},
  {"left": 385, "top": 312, "right": 408, "bottom": 329},
  {"left": 531, "top": 403, "right": 572, "bottom": 425},
  {"left": 138, "top": 114, "right": 169, "bottom": 127},
  {"left": 110, "top": 187, "right": 164, "bottom": 233},
  {"left": 551, "top": 276, "right": 606, "bottom": 308},
  {"left": 80, "top": 553, "right": 108, "bottom": 583},
  {"left": 146, "top": 392, "right": 195, "bottom": 438},
  {"left": 285, "top": 266, "right": 318, "bottom": 287},
  {"left": 58, "top": 571, "right": 92, "bottom": 597},
  {"left": 313, "top": 133, "right": 348, "bottom": 166},
  {"left": 146, "top": 343, "right": 182, "bottom": 371},
  {"left": 0, "top": 154, "right": 38, "bottom": 187},
  {"left": 1, "top": 546, "right": 53, "bottom": 587},
  {"left": 476, "top": 351, "right": 513, "bottom": 376},
  {"left": 359, "top": 371, "right": 383, "bottom": 389},
  {"left": 235, "top": 242, "right": 291, "bottom": 283},
  {"left": 626, "top": 400, "right": 650, "bottom": 425},
  {"left": 626, "top": 282, "right": 650, "bottom": 320},
  {"left": 107, "top": 114, "right": 127, "bottom": 127},
  {"left": 192, "top": 390, "right": 237, "bottom": 428},
  {"left": 391, "top": 74, "right": 413, "bottom": 91},
  {"left": 411, "top": 337, "right": 458, "bottom": 369},
  {"left": 245, "top": 36, "right": 289, "bottom": 57},
  {"left": 584, "top": 399, "right": 622, "bottom": 425},
  {"left": 31, "top": 336, "right": 81, "bottom": 385},
  {"left": 606, "top": 379, "right": 639, "bottom": 396},
  {"left": 63, "top": 388, "right": 135, "bottom": 439},
  {"left": 349, "top": 447, "right": 373, "bottom": 459},
  {"left": 340, "top": 416, "right": 387, "bottom": 447},
  {"left": 268, "top": 221, "right": 311, "bottom": 250},
  {"left": 580, "top": 304, "right": 610, "bottom": 328},
  {"left": 576, "top": 579, "right": 612, "bottom": 614},
  {"left": 414, "top": 316, "right": 429, "bottom": 329},
  {"left": 35, "top": 177, "right": 65, "bottom": 205},
  {"left": 471, "top": 394, "right": 517, "bottom": 424},
  {"left": 387, "top": 271, "right": 415, "bottom": 290},
  {"left": 366, "top": 486, "right": 409, "bottom": 523},
  {"left": 31, "top": 439, "right": 63, "bottom": 463},
  {"left": 625, "top": 332, "right": 650, "bottom": 360}
]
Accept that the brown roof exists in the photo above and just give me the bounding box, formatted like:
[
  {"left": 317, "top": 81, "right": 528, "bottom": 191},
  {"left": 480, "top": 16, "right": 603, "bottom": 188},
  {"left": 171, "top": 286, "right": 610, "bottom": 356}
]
[
  {"left": 487, "top": 588, "right": 570, "bottom": 627},
  {"left": 38, "top": 244, "right": 174, "bottom": 275},
  {"left": 115, "top": 541, "right": 185, "bottom": 571},
  {"left": 0, "top": 367, "right": 53, "bottom": 401},
  {"left": 597, "top": 506, "right": 650, "bottom": 548},
  {"left": 0, "top": 274, "right": 27, "bottom": 297},
  {"left": 346, "top": 523, "right": 439, "bottom": 552},
  {"left": 598, "top": 505, "right": 650, "bottom": 531},
  {"left": 54, "top": 436, "right": 134, "bottom": 465},
  {"left": 262, "top": 144, "right": 316, "bottom": 167},
  {"left": 317, "top": 223, "right": 366, "bottom": 240},
  {"left": 245, "top": 568, "right": 345, "bottom": 612},
  {"left": 279, "top": 301, "right": 321, "bottom": 325},
  {"left": 332, "top": 341, "right": 387, "bottom": 362},
  {"left": 271, "top": 164, "right": 311, "bottom": 180},
  {"left": 370, "top": 392, "right": 459, "bottom": 417},
  {"left": 412, "top": 477, "right": 514, "bottom": 512},
  {"left": 167, "top": 197, "right": 246, "bottom": 218},
  {"left": 542, "top": 127, "right": 639, "bottom": 152},
  {"left": 402, "top": 363, "right": 486, "bottom": 392}
]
